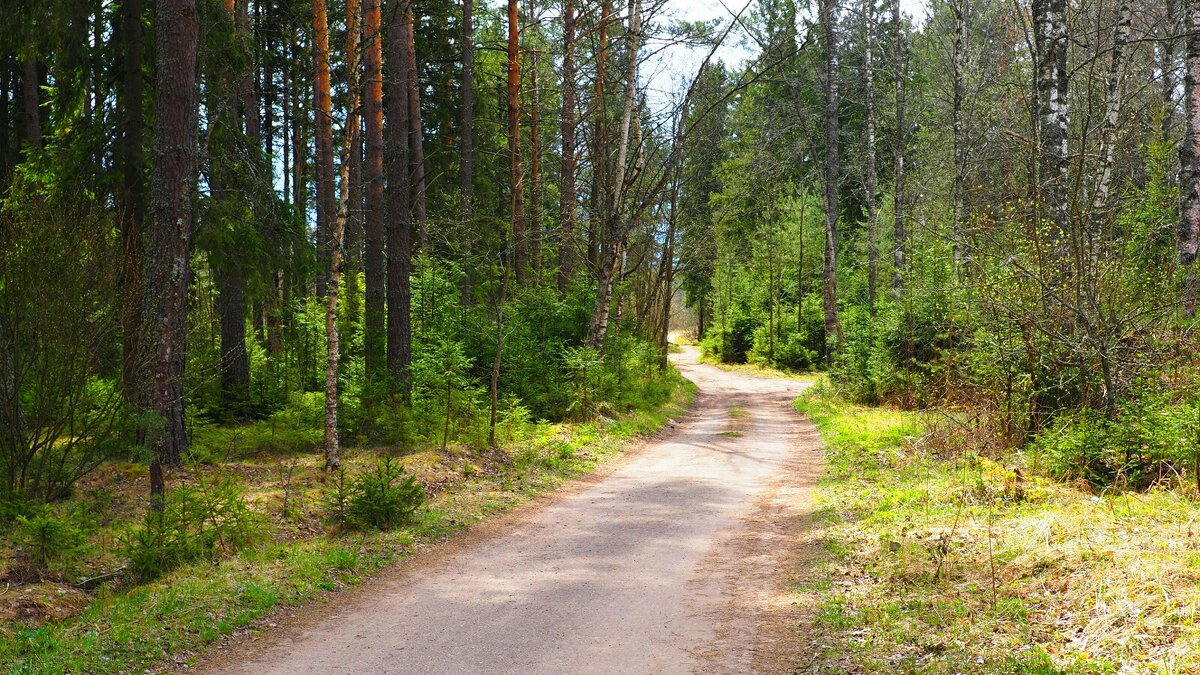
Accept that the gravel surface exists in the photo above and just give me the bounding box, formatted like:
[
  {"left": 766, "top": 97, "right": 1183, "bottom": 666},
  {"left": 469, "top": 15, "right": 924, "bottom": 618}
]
[{"left": 201, "top": 345, "right": 822, "bottom": 674}]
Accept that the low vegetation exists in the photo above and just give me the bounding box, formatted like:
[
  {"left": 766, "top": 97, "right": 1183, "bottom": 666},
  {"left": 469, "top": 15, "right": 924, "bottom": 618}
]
[
  {"left": 0, "top": 365, "right": 692, "bottom": 673},
  {"left": 794, "top": 386, "right": 1200, "bottom": 673}
]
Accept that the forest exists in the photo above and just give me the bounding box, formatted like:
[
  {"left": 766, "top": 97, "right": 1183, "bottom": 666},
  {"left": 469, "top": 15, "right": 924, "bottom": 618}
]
[{"left": 2, "top": 0, "right": 1200, "bottom": 669}]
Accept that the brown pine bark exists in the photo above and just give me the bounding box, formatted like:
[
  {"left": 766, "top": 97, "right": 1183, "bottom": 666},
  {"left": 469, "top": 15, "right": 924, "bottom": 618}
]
[
  {"left": 588, "top": 0, "right": 611, "bottom": 275},
  {"left": 460, "top": 0, "right": 475, "bottom": 300},
  {"left": 819, "top": 0, "right": 844, "bottom": 360},
  {"left": 314, "top": 0, "right": 335, "bottom": 300},
  {"left": 20, "top": 55, "right": 40, "bottom": 151},
  {"left": 364, "top": 0, "right": 386, "bottom": 382},
  {"left": 403, "top": 2, "right": 428, "bottom": 247},
  {"left": 313, "top": 0, "right": 341, "bottom": 468},
  {"left": 353, "top": 0, "right": 379, "bottom": 381},
  {"left": 215, "top": 0, "right": 250, "bottom": 413},
  {"left": 507, "top": 0, "right": 526, "bottom": 284},
  {"left": 144, "top": 0, "right": 199, "bottom": 500},
  {"left": 386, "top": 0, "right": 414, "bottom": 394},
  {"left": 529, "top": 16, "right": 542, "bottom": 277},
  {"left": 557, "top": 0, "right": 577, "bottom": 293}
]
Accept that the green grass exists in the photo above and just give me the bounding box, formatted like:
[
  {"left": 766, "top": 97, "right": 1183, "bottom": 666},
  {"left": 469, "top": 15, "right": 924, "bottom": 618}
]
[
  {"left": 0, "top": 374, "right": 695, "bottom": 674},
  {"left": 697, "top": 354, "right": 823, "bottom": 382},
  {"left": 794, "top": 386, "right": 1200, "bottom": 673}
]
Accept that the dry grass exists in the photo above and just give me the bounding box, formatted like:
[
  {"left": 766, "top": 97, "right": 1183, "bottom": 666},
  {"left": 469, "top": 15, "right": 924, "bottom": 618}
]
[{"left": 793, "top": 391, "right": 1200, "bottom": 673}]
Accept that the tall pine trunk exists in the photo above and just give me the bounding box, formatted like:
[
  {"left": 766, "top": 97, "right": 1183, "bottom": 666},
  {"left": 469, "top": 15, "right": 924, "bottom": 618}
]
[
  {"left": 557, "top": 0, "right": 577, "bottom": 293},
  {"left": 863, "top": 0, "right": 878, "bottom": 311},
  {"left": 1181, "top": 0, "right": 1200, "bottom": 315},
  {"left": 819, "top": 0, "right": 844, "bottom": 360},
  {"left": 386, "top": 0, "right": 414, "bottom": 394},
  {"left": 460, "top": 0, "right": 475, "bottom": 301},
  {"left": 360, "top": 0, "right": 385, "bottom": 381},
  {"left": 313, "top": 0, "right": 341, "bottom": 468},
  {"left": 528, "top": 8, "right": 542, "bottom": 277},
  {"left": 216, "top": 0, "right": 251, "bottom": 414},
  {"left": 507, "top": 0, "right": 526, "bottom": 284},
  {"left": 892, "top": 0, "right": 906, "bottom": 301},
  {"left": 951, "top": 0, "right": 967, "bottom": 266},
  {"left": 144, "top": 0, "right": 199, "bottom": 500},
  {"left": 403, "top": 2, "right": 428, "bottom": 247},
  {"left": 364, "top": 0, "right": 385, "bottom": 368},
  {"left": 314, "top": 0, "right": 336, "bottom": 301}
]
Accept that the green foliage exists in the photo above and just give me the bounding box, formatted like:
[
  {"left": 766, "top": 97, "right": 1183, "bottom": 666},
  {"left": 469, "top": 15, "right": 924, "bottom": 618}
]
[
  {"left": 321, "top": 465, "right": 355, "bottom": 530},
  {"left": 0, "top": 184, "right": 129, "bottom": 503},
  {"left": 346, "top": 457, "right": 426, "bottom": 531},
  {"left": 562, "top": 346, "right": 612, "bottom": 419},
  {"left": 1034, "top": 394, "right": 1200, "bottom": 489},
  {"left": 10, "top": 506, "right": 90, "bottom": 581},
  {"left": 123, "top": 474, "right": 263, "bottom": 582}
]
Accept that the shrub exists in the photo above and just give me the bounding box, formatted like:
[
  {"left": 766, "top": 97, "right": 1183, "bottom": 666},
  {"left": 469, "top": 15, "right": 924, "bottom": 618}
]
[
  {"left": 122, "top": 474, "right": 263, "bottom": 582},
  {"left": 347, "top": 456, "right": 425, "bottom": 530},
  {"left": 1034, "top": 395, "right": 1200, "bottom": 489},
  {"left": 322, "top": 465, "right": 355, "bottom": 530},
  {"left": 562, "top": 346, "right": 612, "bottom": 419},
  {"left": 10, "top": 506, "right": 90, "bottom": 581}
]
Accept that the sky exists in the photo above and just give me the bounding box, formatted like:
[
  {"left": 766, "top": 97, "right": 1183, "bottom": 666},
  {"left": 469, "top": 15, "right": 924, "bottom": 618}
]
[{"left": 644, "top": 0, "right": 929, "bottom": 114}]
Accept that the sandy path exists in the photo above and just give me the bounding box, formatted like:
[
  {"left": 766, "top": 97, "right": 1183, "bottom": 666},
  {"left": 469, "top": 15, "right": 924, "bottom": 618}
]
[{"left": 201, "top": 345, "right": 822, "bottom": 674}]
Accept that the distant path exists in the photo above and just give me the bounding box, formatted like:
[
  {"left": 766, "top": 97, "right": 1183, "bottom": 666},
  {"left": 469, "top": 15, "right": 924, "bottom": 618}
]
[{"left": 201, "top": 344, "right": 823, "bottom": 674}]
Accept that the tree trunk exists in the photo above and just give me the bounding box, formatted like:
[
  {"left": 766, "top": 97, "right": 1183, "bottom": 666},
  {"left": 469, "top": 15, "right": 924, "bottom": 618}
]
[
  {"left": 529, "top": 10, "right": 542, "bottom": 277},
  {"left": 557, "top": 0, "right": 577, "bottom": 293},
  {"left": 487, "top": 275, "right": 507, "bottom": 450},
  {"left": 215, "top": 0, "right": 251, "bottom": 414},
  {"left": 508, "top": 0, "right": 526, "bottom": 284},
  {"left": 215, "top": 264, "right": 249, "bottom": 410},
  {"left": 314, "top": 0, "right": 336, "bottom": 301},
  {"left": 586, "top": 0, "right": 640, "bottom": 351},
  {"left": 1091, "top": 1, "right": 1130, "bottom": 221},
  {"left": 403, "top": 2, "right": 428, "bottom": 247},
  {"left": 20, "top": 54, "right": 40, "bottom": 151},
  {"left": 118, "top": 0, "right": 146, "bottom": 406},
  {"left": 1181, "top": 0, "right": 1200, "bottom": 315},
  {"left": 1164, "top": 0, "right": 1179, "bottom": 143},
  {"left": 863, "top": 0, "right": 878, "bottom": 312},
  {"left": 386, "top": 0, "right": 414, "bottom": 394},
  {"left": 1033, "top": 0, "right": 1070, "bottom": 245},
  {"left": 892, "top": 0, "right": 906, "bottom": 301},
  {"left": 313, "top": 0, "right": 342, "bottom": 467},
  {"left": 819, "top": 0, "right": 844, "bottom": 360},
  {"left": 144, "top": 0, "right": 199, "bottom": 498},
  {"left": 460, "top": 0, "right": 475, "bottom": 301},
  {"left": 588, "top": 0, "right": 611, "bottom": 279},
  {"left": 358, "top": 0, "right": 384, "bottom": 382},
  {"left": 951, "top": 0, "right": 967, "bottom": 266}
]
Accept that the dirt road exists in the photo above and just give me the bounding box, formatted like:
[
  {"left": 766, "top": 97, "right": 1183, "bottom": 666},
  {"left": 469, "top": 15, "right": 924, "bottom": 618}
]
[{"left": 203, "top": 345, "right": 823, "bottom": 674}]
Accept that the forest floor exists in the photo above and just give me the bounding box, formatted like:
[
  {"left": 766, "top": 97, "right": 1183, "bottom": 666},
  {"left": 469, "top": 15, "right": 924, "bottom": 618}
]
[
  {"left": 193, "top": 344, "right": 825, "bottom": 674},
  {"left": 0, "top": 369, "right": 695, "bottom": 672},
  {"left": 791, "top": 391, "right": 1200, "bottom": 673}
]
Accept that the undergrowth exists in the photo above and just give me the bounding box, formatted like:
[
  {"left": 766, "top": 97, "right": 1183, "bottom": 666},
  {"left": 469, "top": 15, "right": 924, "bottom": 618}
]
[
  {"left": 0, "top": 371, "right": 694, "bottom": 673},
  {"left": 794, "top": 385, "right": 1200, "bottom": 673}
]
